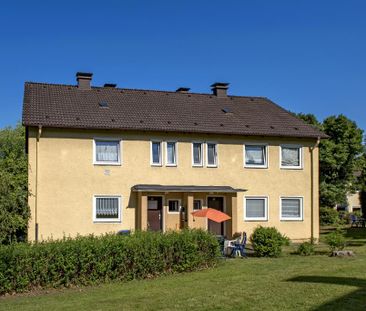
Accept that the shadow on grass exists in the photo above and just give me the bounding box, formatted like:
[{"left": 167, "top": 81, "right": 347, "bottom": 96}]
[
  {"left": 344, "top": 227, "right": 366, "bottom": 240},
  {"left": 288, "top": 276, "right": 366, "bottom": 310}
]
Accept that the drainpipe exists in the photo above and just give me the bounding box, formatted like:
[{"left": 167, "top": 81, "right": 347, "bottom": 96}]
[
  {"left": 310, "top": 137, "right": 320, "bottom": 242},
  {"left": 35, "top": 125, "right": 42, "bottom": 242}
]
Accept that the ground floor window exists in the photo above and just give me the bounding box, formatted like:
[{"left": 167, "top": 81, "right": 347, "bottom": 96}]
[
  {"left": 244, "top": 196, "right": 268, "bottom": 221},
  {"left": 280, "top": 197, "right": 303, "bottom": 221},
  {"left": 93, "top": 196, "right": 121, "bottom": 222},
  {"left": 168, "top": 199, "right": 180, "bottom": 213},
  {"left": 193, "top": 199, "right": 202, "bottom": 210}
]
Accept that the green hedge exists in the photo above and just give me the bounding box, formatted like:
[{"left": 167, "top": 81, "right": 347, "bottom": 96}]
[{"left": 0, "top": 229, "right": 219, "bottom": 294}]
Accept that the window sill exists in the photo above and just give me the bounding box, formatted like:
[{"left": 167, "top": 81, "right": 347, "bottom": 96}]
[
  {"left": 94, "top": 162, "right": 121, "bottom": 166},
  {"left": 167, "top": 211, "right": 180, "bottom": 214},
  {"left": 280, "top": 166, "right": 303, "bottom": 170},
  {"left": 166, "top": 164, "right": 177, "bottom": 167},
  {"left": 207, "top": 165, "right": 218, "bottom": 168},
  {"left": 280, "top": 218, "right": 303, "bottom": 222},
  {"left": 244, "top": 219, "right": 268, "bottom": 222},
  {"left": 93, "top": 220, "right": 122, "bottom": 223},
  {"left": 151, "top": 163, "right": 163, "bottom": 167},
  {"left": 244, "top": 165, "right": 268, "bottom": 169}
]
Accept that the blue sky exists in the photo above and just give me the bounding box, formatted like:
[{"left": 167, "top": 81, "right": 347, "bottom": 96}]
[{"left": 1, "top": 0, "right": 365, "bottom": 131}]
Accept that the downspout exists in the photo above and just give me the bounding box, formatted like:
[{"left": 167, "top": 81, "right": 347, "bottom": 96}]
[
  {"left": 310, "top": 137, "right": 320, "bottom": 242},
  {"left": 35, "top": 125, "right": 42, "bottom": 242}
]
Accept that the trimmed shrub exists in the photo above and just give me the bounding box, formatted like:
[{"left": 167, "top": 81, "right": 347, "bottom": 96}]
[
  {"left": 0, "top": 229, "right": 219, "bottom": 294},
  {"left": 325, "top": 228, "right": 346, "bottom": 252},
  {"left": 297, "top": 242, "right": 315, "bottom": 256},
  {"left": 250, "top": 226, "right": 289, "bottom": 257},
  {"left": 320, "top": 207, "right": 339, "bottom": 225}
]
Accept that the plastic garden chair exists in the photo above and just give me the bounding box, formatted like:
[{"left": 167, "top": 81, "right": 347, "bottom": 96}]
[{"left": 230, "top": 232, "right": 247, "bottom": 258}]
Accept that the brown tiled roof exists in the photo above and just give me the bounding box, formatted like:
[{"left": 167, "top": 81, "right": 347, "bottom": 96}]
[{"left": 22, "top": 82, "right": 327, "bottom": 139}]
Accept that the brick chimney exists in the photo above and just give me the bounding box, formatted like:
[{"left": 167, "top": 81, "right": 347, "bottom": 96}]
[
  {"left": 76, "top": 72, "right": 93, "bottom": 90},
  {"left": 211, "top": 82, "right": 229, "bottom": 97}
]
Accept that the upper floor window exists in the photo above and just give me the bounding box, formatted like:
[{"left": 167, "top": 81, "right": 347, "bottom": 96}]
[
  {"left": 93, "top": 196, "right": 121, "bottom": 223},
  {"left": 280, "top": 197, "right": 303, "bottom": 221},
  {"left": 192, "top": 142, "right": 203, "bottom": 166},
  {"left": 206, "top": 143, "right": 218, "bottom": 167},
  {"left": 244, "top": 144, "right": 267, "bottom": 168},
  {"left": 166, "top": 142, "right": 177, "bottom": 166},
  {"left": 151, "top": 141, "right": 162, "bottom": 166},
  {"left": 94, "top": 139, "right": 121, "bottom": 165},
  {"left": 280, "top": 145, "right": 302, "bottom": 169}
]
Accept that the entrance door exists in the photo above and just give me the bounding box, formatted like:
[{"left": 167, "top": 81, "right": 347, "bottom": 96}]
[
  {"left": 207, "top": 197, "right": 224, "bottom": 236},
  {"left": 147, "top": 196, "right": 163, "bottom": 231}
]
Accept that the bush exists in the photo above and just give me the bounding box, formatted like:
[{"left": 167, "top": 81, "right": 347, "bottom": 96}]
[
  {"left": 0, "top": 229, "right": 219, "bottom": 294},
  {"left": 297, "top": 242, "right": 315, "bottom": 256},
  {"left": 250, "top": 226, "right": 289, "bottom": 257},
  {"left": 338, "top": 211, "right": 350, "bottom": 225},
  {"left": 320, "top": 207, "right": 339, "bottom": 225},
  {"left": 325, "top": 228, "right": 346, "bottom": 252}
]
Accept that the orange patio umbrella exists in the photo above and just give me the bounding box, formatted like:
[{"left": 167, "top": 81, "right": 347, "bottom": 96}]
[{"left": 191, "top": 208, "right": 231, "bottom": 223}]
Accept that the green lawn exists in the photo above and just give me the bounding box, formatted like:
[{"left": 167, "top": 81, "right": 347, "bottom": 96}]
[{"left": 1, "top": 227, "right": 366, "bottom": 311}]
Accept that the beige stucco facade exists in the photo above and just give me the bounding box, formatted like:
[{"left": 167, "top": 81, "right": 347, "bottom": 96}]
[
  {"left": 27, "top": 127, "right": 320, "bottom": 242},
  {"left": 347, "top": 192, "right": 362, "bottom": 213}
]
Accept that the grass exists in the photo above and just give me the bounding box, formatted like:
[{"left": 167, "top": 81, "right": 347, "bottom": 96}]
[{"left": 1, "top": 226, "right": 366, "bottom": 311}]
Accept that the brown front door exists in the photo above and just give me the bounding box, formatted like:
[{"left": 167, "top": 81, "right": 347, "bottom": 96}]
[
  {"left": 147, "top": 196, "right": 163, "bottom": 231},
  {"left": 207, "top": 197, "right": 224, "bottom": 236}
]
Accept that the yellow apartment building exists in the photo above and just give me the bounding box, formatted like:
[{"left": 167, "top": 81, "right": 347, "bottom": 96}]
[{"left": 23, "top": 73, "right": 326, "bottom": 242}]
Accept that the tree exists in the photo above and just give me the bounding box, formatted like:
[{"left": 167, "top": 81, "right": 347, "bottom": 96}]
[
  {"left": 296, "top": 113, "right": 322, "bottom": 130},
  {"left": 296, "top": 114, "right": 364, "bottom": 207},
  {"left": 357, "top": 153, "right": 366, "bottom": 216},
  {"left": 0, "top": 124, "right": 29, "bottom": 244}
]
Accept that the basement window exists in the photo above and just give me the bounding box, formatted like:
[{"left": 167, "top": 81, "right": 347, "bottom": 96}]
[{"left": 93, "top": 196, "right": 121, "bottom": 223}]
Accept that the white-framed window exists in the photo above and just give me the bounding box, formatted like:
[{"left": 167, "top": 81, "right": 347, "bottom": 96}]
[
  {"left": 168, "top": 199, "right": 181, "bottom": 213},
  {"left": 192, "top": 142, "right": 204, "bottom": 167},
  {"left": 280, "top": 197, "right": 303, "bottom": 221},
  {"left": 93, "top": 139, "right": 121, "bottom": 165},
  {"left": 280, "top": 145, "right": 302, "bottom": 169},
  {"left": 165, "top": 141, "right": 177, "bottom": 166},
  {"left": 151, "top": 141, "right": 162, "bottom": 166},
  {"left": 193, "top": 199, "right": 203, "bottom": 210},
  {"left": 206, "top": 143, "right": 218, "bottom": 167},
  {"left": 244, "top": 196, "right": 268, "bottom": 221},
  {"left": 244, "top": 144, "right": 268, "bottom": 168},
  {"left": 93, "top": 195, "right": 121, "bottom": 223}
]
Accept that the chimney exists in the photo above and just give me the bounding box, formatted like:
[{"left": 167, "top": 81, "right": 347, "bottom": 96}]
[
  {"left": 76, "top": 72, "right": 93, "bottom": 90},
  {"left": 211, "top": 82, "right": 229, "bottom": 97},
  {"left": 176, "top": 87, "right": 190, "bottom": 93}
]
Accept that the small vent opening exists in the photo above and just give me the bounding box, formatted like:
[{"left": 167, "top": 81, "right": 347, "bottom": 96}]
[{"left": 99, "top": 102, "right": 109, "bottom": 108}]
